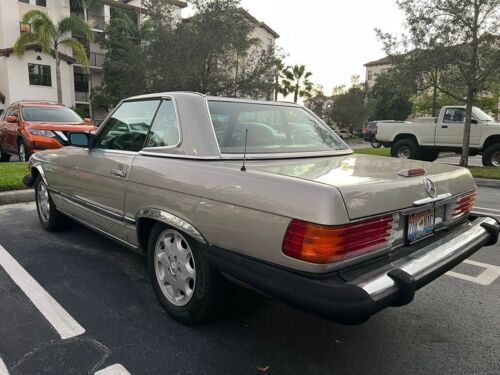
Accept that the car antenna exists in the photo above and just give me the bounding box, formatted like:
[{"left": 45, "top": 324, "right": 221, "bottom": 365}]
[{"left": 241, "top": 129, "right": 248, "bottom": 172}]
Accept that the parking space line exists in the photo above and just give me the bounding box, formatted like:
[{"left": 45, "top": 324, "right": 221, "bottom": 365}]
[
  {"left": 0, "top": 358, "right": 10, "bottom": 375},
  {"left": 446, "top": 259, "right": 500, "bottom": 285},
  {"left": 0, "top": 244, "right": 85, "bottom": 339},
  {"left": 474, "top": 206, "right": 500, "bottom": 214},
  {"left": 95, "top": 364, "right": 132, "bottom": 375}
]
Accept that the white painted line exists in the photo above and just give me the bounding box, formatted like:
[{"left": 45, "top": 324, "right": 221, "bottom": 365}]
[
  {"left": 474, "top": 206, "right": 500, "bottom": 214},
  {"left": 0, "top": 244, "right": 85, "bottom": 339},
  {"left": 95, "top": 364, "right": 132, "bottom": 375},
  {"left": 0, "top": 358, "right": 10, "bottom": 375},
  {"left": 446, "top": 259, "right": 500, "bottom": 286}
]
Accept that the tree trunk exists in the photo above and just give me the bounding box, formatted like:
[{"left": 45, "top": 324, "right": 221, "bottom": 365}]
[
  {"left": 431, "top": 73, "right": 438, "bottom": 117},
  {"left": 83, "top": 7, "right": 93, "bottom": 120},
  {"left": 460, "top": 88, "right": 475, "bottom": 167},
  {"left": 55, "top": 48, "right": 62, "bottom": 103},
  {"left": 294, "top": 83, "right": 299, "bottom": 103}
]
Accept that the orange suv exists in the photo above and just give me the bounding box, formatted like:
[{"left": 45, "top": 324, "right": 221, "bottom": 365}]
[{"left": 0, "top": 101, "right": 97, "bottom": 162}]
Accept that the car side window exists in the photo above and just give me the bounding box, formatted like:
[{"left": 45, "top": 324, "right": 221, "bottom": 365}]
[
  {"left": 443, "top": 108, "right": 465, "bottom": 123},
  {"left": 144, "top": 100, "right": 180, "bottom": 148},
  {"left": 95, "top": 100, "right": 161, "bottom": 152}
]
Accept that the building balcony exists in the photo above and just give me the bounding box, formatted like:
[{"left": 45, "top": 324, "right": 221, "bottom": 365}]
[
  {"left": 75, "top": 52, "right": 105, "bottom": 68},
  {"left": 75, "top": 91, "right": 90, "bottom": 103},
  {"left": 71, "top": 12, "right": 105, "bottom": 31}
]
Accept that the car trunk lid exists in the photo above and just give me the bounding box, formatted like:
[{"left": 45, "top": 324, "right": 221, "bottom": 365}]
[{"left": 248, "top": 154, "right": 475, "bottom": 219}]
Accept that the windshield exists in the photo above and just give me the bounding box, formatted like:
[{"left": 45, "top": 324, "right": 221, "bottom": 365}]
[
  {"left": 22, "top": 106, "right": 83, "bottom": 123},
  {"left": 473, "top": 107, "right": 494, "bottom": 122},
  {"left": 208, "top": 101, "right": 348, "bottom": 154}
]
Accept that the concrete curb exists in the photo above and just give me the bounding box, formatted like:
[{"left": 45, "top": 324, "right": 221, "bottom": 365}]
[
  {"left": 0, "top": 189, "right": 35, "bottom": 206},
  {"left": 475, "top": 178, "right": 500, "bottom": 189}
]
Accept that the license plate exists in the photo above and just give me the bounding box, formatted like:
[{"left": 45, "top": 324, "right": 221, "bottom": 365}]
[{"left": 407, "top": 209, "right": 435, "bottom": 244}]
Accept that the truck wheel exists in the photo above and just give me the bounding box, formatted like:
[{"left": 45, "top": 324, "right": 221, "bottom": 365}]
[
  {"left": 421, "top": 149, "right": 439, "bottom": 162},
  {"left": 482, "top": 144, "right": 500, "bottom": 167},
  {"left": 34, "top": 175, "right": 67, "bottom": 231},
  {"left": 148, "top": 223, "right": 227, "bottom": 324},
  {"left": 391, "top": 139, "right": 421, "bottom": 160}
]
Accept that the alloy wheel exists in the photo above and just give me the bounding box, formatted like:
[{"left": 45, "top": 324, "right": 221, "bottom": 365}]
[
  {"left": 154, "top": 229, "right": 196, "bottom": 306},
  {"left": 37, "top": 181, "right": 50, "bottom": 223}
]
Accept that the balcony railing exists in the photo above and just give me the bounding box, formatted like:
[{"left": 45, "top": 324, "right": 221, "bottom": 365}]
[
  {"left": 75, "top": 52, "right": 105, "bottom": 68},
  {"left": 75, "top": 91, "right": 90, "bottom": 103}
]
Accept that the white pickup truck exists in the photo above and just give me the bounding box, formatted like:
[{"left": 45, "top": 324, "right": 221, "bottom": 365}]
[{"left": 376, "top": 106, "right": 500, "bottom": 166}]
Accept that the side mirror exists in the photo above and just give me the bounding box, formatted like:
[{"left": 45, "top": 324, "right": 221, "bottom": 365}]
[
  {"left": 68, "top": 132, "right": 95, "bottom": 148},
  {"left": 471, "top": 119, "right": 478, "bottom": 124},
  {"left": 6, "top": 115, "right": 17, "bottom": 123}
]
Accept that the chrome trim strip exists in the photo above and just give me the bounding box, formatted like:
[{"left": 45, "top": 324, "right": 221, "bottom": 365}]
[
  {"left": 138, "top": 151, "right": 221, "bottom": 160},
  {"left": 50, "top": 189, "right": 124, "bottom": 221},
  {"left": 355, "top": 217, "right": 498, "bottom": 298},
  {"left": 31, "top": 163, "right": 48, "bottom": 184},
  {"left": 413, "top": 193, "right": 452, "bottom": 206},
  {"left": 135, "top": 208, "right": 207, "bottom": 244}
]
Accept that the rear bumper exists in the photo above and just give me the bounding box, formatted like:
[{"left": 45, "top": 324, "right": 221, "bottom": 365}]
[{"left": 205, "top": 216, "right": 499, "bottom": 324}]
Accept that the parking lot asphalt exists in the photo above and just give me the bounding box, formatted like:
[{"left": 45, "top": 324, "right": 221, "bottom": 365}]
[{"left": 0, "top": 190, "right": 499, "bottom": 375}]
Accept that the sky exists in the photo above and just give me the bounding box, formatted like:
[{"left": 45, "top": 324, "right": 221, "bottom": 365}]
[{"left": 235, "top": 0, "right": 407, "bottom": 94}]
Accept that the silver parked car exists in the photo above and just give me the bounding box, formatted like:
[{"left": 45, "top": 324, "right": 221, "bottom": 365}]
[{"left": 25, "top": 92, "right": 499, "bottom": 325}]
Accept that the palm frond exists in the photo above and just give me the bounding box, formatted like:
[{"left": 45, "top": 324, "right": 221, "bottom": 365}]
[
  {"left": 13, "top": 32, "right": 40, "bottom": 57},
  {"left": 60, "top": 38, "right": 90, "bottom": 72},
  {"left": 58, "top": 16, "right": 94, "bottom": 43},
  {"left": 21, "top": 10, "right": 55, "bottom": 52}
]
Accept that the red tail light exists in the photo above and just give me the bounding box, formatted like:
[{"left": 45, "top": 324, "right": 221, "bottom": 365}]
[
  {"left": 448, "top": 191, "right": 476, "bottom": 221},
  {"left": 282, "top": 215, "right": 394, "bottom": 264}
]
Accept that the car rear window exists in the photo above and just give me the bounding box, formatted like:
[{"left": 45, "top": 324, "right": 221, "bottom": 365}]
[
  {"left": 208, "top": 101, "right": 348, "bottom": 154},
  {"left": 22, "top": 106, "right": 83, "bottom": 123}
]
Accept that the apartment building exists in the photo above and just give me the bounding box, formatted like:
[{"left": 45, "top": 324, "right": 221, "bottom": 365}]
[
  {"left": 363, "top": 56, "right": 392, "bottom": 89},
  {"left": 0, "top": 0, "right": 279, "bottom": 119}
]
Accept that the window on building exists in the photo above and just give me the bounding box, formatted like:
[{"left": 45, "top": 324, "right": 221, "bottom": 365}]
[
  {"left": 36, "top": 0, "right": 47, "bottom": 6},
  {"left": 19, "top": 22, "right": 31, "bottom": 33},
  {"left": 18, "top": 0, "right": 30, "bottom": 4},
  {"left": 367, "top": 70, "right": 373, "bottom": 80},
  {"left": 74, "top": 73, "right": 89, "bottom": 92},
  {"left": 28, "top": 63, "right": 51, "bottom": 86}
]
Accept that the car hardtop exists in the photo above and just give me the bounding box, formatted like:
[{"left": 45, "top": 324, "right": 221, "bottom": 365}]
[{"left": 111, "top": 91, "right": 351, "bottom": 160}]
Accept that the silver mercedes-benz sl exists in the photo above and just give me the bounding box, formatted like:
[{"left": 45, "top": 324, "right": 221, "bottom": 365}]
[{"left": 24, "top": 92, "right": 499, "bottom": 324}]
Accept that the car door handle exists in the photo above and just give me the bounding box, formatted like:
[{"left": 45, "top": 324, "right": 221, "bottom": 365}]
[
  {"left": 441, "top": 125, "right": 448, "bottom": 128},
  {"left": 110, "top": 168, "right": 127, "bottom": 178}
]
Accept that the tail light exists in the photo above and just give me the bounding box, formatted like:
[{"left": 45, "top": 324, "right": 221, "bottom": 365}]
[
  {"left": 282, "top": 215, "right": 394, "bottom": 264},
  {"left": 447, "top": 191, "right": 476, "bottom": 221}
]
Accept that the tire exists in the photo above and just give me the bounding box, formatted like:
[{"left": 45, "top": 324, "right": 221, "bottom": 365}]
[
  {"left": 482, "top": 144, "right": 500, "bottom": 167},
  {"left": 18, "top": 139, "right": 31, "bottom": 162},
  {"left": 370, "top": 137, "right": 382, "bottom": 148},
  {"left": 391, "top": 138, "right": 422, "bottom": 160},
  {"left": 147, "top": 223, "right": 227, "bottom": 324},
  {"left": 34, "top": 175, "right": 67, "bottom": 231},
  {"left": 421, "top": 149, "right": 439, "bottom": 162},
  {"left": 0, "top": 145, "right": 11, "bottom": 162}
]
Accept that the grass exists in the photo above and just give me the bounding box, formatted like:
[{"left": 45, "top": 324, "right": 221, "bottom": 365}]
[
  {"left": 353, "top": 147, "right": 391, "bottom": 157},
  {"left": 354, "top": 147, "right": 500, "bottom": 180},
  {"left": 468, "top": 166, "right": 500, "bottom": 180},
  {"left": 0, "top": 162, "right": 29, "bottom": 192}
]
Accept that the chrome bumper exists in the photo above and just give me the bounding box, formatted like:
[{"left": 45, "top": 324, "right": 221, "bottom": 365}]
[{"left": 354, "top": 217, "right": 499, "bottom": 301}]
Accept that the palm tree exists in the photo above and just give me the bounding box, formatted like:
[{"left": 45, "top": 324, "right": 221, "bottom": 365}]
[
  {"left": 14, "top": 10, "right": 93, "bottom": 103},
  {"left": 283, "top": 64, "right": 313, "bottom": 103},
  {"left": 273, "top": 59, "right": 292, "bottom": 101}
]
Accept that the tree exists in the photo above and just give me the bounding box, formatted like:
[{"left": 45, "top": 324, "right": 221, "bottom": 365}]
[
  {"left": 378, "top": 0, "right": 500, "bottom": 166},
  {"left": 330, "top": 75, "right": 373, "bottom": 131},
  {"left": 369, "top": 69, "right": 413, "bottom": 120},
  {"left": 93, "top": 14, "right": 149, "bottom": 110},
  {"left": 283, "top": 64, "right": 313, "bottom": 102},
  {"left": 273, "top": 58, "right": 291, "bottom": 101},
  {"left": 14, "top": 10, "right": 93, "bottom": 103}
]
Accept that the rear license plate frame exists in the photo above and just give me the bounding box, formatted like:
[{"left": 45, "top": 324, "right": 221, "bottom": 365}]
[{"left": 406, "top": 208, "right": 436, "bottom": 245}]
